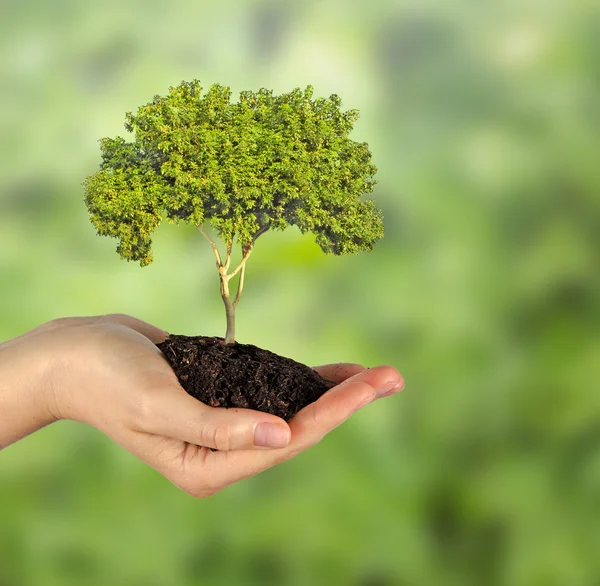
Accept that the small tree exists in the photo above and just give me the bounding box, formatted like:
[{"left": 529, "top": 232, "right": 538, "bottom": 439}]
[{"left": 84, "top": 81, "right": 383, "bottom": 344}]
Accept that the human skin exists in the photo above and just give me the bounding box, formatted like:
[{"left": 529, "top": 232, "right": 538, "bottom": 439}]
[{"left": 0, "top": 314, "right": 404, "bottom": 497}]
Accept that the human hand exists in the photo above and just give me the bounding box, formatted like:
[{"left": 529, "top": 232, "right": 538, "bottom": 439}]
[{"left": 0, "top": 314, "right": 404, "bottom": 497}]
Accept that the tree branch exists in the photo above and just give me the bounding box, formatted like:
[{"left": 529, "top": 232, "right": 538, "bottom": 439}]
[
  {"left": 224, "top": 240, "right": 233, "bottom": 272},
  {"left": 252, "top": 224, "right": 270, "bottom": 243},
  {"left": 228, "top": 246, "right": 253, "bottom": 280},
  {"left": 233, "top": 261, "right": 246, "bottom": 308},
  {"left": 197, "top": 225, "right": 223, "bottom": 267}
]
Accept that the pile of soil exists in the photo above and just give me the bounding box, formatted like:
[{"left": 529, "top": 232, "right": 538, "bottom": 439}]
[{"left": 156, "top": 335, "right": 335, "bottom": 421}]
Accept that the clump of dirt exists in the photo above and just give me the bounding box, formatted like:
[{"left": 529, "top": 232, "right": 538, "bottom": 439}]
[{"left": 156, "top": 335, "right": 335, "bottom": 421}]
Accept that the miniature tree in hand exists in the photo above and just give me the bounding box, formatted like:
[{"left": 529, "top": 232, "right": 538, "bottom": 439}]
[
  {"left": 84, "top": 81, "right": 383, "bottom": 344},
  {"left": 83, "top": 80, "right": 383, "bottom": 421}
]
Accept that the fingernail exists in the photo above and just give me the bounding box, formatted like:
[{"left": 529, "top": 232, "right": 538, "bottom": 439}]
[
  {"left": 254, "top": 423, "right": 290, "bottom": 448},
  {"left": 378, "top": 381, "right": 404, "bottom": 397}
]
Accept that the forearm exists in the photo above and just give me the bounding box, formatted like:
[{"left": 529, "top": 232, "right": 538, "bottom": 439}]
[{"left": 0, "top": 332, "right": 56, "bottom": 449}]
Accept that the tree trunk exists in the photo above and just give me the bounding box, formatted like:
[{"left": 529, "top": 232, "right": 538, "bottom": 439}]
[
  {"left": 223, "top": 294, "right": 236, "bottom": 344},
  {"left": 220, "top": 271, "right": 236, "bottom": 344},
  {"left": 197, "top": 227, "right": 257, "bottom": 345}
]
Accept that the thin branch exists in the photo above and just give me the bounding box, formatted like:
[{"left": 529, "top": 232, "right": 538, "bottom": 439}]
[
  {"left": 252, "top": 224, "right": 270, "bottom": 243},
  {"left": 233, "top": 261, "right": 246, "bottom": 308},
  {"left": 228, "top": 246, "right": 253, "bottom": 280},
  {"left": 224, "top": 240, "right": 233, "bottom": 272},
  {"left": 197, "top": 225, "right": 222, "bottom": 267},
  {"left": 197, "top": 224, "right": 217, "bottom": 248}
]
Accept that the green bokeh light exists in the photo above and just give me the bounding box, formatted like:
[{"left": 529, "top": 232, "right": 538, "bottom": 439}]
[{"left": 1, "top": 0, "right": 599, "bottom": 584}]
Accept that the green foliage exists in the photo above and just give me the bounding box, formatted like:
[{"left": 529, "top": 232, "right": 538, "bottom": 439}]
[{"left": 83, "top": 81, "right": 382, "bottom": 265}]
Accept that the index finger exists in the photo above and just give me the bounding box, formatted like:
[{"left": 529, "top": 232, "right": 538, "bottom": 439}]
[
  {"left": 98, "top": 314, "right": 169, "bottom": 344},
  {"left": 312, "top": 363, "right": 366, "bottom": 384}
]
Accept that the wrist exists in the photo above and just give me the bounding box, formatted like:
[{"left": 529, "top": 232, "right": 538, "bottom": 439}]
[{"left": 0, "top": 330, "right": 60, "bottom": 449}]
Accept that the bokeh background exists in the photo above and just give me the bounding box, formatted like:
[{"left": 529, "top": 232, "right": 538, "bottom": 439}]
[{"left": 1, "top": 0, "right": 599, "bottom": 584}]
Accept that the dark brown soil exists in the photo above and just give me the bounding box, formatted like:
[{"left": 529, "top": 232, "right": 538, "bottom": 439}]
[{"left": 156, "top": 335, "right": 336, "bottom": 421}]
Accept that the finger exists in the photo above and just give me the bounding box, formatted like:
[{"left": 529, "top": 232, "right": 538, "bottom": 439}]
[
  {"left": 287, "top": 365, "right": 402, "bottom": 448},
  {"left": 287, "top": 381, "right": 376, "bottom": 448},
  {"left": 312, "top": 363, "right": 366, "bottom": 384},
  {"left": 322, "top": 364, "right": 404, "bottom": 399},
  {"left": 39, "top": 314, "right": 169, "bottom": 343},
  {"left": 118, "top": 431, "right": 234, "bottom": 498},
  {"left": 178, "top": 366, "right": 402, "bottom": 491},
  {"left": 99, "top": 314, "right": 169, "bottom": 344},
  {"left": 136, "top": 386, "right": 291, "bottom": 451},
  {"left": 108, "top": 428, "right": 213, "bottom": 497}
]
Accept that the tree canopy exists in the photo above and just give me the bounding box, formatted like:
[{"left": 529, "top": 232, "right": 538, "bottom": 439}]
[{"left": 84, "top": 80, "right": 383, "bottom": 266}]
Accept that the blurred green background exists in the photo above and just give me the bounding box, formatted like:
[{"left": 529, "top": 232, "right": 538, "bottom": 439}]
[{"left": 1, "top": 0, "right": 599, "bottom": 584}]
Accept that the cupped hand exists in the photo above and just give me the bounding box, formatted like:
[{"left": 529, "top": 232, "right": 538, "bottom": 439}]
[{"left": 11, "top": 314, "right": 404, "bottom": 497}]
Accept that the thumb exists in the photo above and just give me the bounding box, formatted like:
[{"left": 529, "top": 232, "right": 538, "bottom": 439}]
[{"left": 136, "top": 387, "right": 291, "bottom": 451}]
